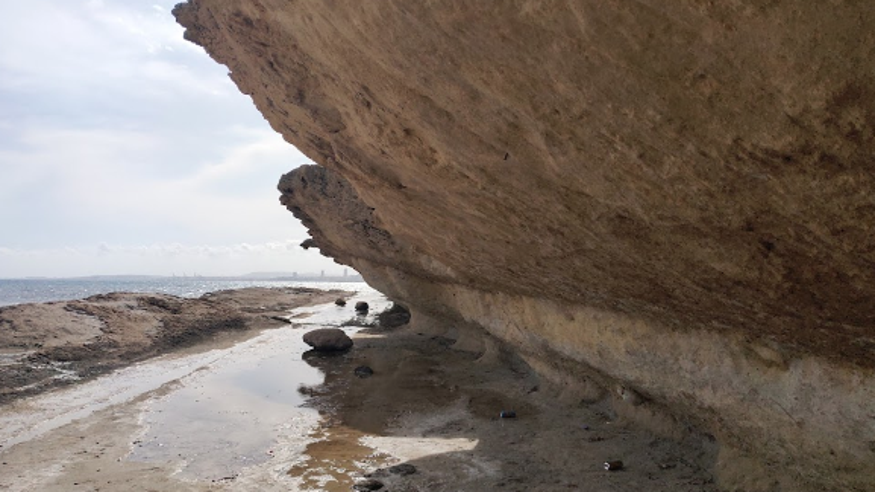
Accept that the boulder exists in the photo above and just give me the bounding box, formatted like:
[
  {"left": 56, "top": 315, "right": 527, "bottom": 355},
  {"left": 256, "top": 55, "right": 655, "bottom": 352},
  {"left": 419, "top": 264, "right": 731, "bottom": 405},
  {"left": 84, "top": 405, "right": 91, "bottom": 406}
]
[
  {"left": 377, "top": 303, "right": 411, "bottom": 328},
  {"left": 335, "top": 298, "right": 347, "bottom": 306},
  {"left": 302, "top": 328, "right": 353, "bottom": 352},
  {"left": 354, "top": 301, "right": 369, "bottom": 313}
]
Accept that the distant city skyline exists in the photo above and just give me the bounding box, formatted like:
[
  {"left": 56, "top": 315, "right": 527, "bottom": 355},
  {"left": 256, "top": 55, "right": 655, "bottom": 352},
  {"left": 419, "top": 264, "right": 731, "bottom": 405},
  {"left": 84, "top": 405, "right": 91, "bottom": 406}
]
[{"left": 0, "top": 0, "right": 340, "bottom": 277}]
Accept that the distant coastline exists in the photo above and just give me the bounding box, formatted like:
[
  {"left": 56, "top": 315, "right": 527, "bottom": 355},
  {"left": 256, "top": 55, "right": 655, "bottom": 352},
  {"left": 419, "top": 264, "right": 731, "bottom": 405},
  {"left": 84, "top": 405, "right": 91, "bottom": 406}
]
[
  {"left": 0, "top": 276, "right": 366, "bottom": 307},
  {"left": 5, "top": 272, "right": 365, "bottom": 282}
]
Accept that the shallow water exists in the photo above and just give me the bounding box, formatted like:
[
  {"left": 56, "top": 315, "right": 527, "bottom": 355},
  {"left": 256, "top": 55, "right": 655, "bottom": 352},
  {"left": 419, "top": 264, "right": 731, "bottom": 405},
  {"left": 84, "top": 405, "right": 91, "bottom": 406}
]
[
  {"left": 126, "top": 286, "right": 392, "bottom": 480},
  {"left": 0, "top": 283, "right": 392, "bottom": 482}
]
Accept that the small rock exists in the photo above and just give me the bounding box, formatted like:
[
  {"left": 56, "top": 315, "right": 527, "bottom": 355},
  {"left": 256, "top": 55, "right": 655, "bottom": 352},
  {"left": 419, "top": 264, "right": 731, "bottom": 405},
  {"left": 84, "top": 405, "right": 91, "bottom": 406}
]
[
  {"left": 303, "top": 328, "right": 353, "bottom": 352},
  {"left": 499, "top": 410, "right": 517, "bottom": 419},
  {"left": 354, "top": 366, "right": 374, "bottom": 378},
  {"left": 355, "top": 301, "right": 369, "bottom": 313},
  {"left": 335, "top": 298, "right": 347, "bottom": 306},
  {"left": 388, "top": 463, "right": 417, "bottom": 476},
  {"left": 353, "top": 478, "right": 384, "bottom": 491},
  {"left": 616, "top": 385, "right": 644, "bottom": 406},
  {"left": 604, "top": 460, "right": 624, "bottom": 471}
]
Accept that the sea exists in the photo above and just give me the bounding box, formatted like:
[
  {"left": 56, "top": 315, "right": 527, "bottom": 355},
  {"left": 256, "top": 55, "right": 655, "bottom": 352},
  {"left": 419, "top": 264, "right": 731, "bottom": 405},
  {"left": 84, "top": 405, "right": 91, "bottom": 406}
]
[{"left": 0, "top": 277, "right": 367, "bottom": 307}]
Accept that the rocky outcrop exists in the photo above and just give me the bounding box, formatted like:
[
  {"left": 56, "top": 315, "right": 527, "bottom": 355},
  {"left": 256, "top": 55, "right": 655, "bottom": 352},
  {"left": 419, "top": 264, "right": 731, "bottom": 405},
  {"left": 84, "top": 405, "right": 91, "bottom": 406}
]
[
  {"left": 175, "top": 2, "right": 875, "bottom": 490},
  {"left": 0, "top": 287, "right": 337, "bottom": 403}
]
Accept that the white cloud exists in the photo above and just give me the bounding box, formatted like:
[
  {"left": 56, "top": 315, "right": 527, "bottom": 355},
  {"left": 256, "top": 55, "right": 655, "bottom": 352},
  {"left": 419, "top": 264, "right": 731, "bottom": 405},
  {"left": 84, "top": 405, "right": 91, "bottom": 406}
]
[
  {"left": 0, "top": 241, "right": 339, "bottom": 278},
  {"left": 0, "top": 0, "right": 332, "bottom": 277}
]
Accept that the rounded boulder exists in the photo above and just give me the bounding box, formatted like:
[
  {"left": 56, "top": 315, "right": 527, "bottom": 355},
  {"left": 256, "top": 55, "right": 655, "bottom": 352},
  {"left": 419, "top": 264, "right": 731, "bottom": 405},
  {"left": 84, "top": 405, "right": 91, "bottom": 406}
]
[{"left": 303, "top": 328, "right": 353, "bottom": 352}]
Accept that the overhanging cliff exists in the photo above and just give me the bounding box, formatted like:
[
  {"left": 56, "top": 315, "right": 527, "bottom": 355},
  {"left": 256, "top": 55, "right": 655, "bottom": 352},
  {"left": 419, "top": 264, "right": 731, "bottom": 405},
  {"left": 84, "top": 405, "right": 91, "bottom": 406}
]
[{"left": 175, "top": 2, "right": 875, "bottom": 490}]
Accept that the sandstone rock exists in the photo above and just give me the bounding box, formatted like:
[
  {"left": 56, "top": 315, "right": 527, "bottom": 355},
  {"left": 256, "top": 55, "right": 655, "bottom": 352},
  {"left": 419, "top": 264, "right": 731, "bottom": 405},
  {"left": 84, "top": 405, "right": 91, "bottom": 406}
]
[
  {"left": 302, "top": 328, "right": 353, "bottom": 352},
  {"left": 174, "top": 2, "right": 875, "bottom": 490}
]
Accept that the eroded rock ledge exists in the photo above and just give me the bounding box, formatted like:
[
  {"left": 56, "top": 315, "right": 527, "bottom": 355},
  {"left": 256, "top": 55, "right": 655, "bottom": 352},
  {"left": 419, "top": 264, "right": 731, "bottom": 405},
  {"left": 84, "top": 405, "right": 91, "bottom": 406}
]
[{"left": 176, "top": 2, "right": 875, "bottom": 490}]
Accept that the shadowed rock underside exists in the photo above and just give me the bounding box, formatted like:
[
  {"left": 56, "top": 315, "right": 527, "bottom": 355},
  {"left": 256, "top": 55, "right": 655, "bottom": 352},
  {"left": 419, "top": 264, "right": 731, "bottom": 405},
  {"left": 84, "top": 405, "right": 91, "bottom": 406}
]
[{"left": 175, "top": 2, "right": 875, "bottom": 490}]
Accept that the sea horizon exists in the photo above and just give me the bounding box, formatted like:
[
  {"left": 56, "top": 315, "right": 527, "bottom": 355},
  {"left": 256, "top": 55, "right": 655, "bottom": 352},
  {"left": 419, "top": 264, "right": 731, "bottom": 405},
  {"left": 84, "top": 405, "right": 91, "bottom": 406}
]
[{"left": 0, "top": 276, "right": 367, "bottom": 307}]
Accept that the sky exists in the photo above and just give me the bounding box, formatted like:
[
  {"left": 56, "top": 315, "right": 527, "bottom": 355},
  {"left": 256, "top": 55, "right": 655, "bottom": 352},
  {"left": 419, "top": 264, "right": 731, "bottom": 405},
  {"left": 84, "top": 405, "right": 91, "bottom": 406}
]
[{"left": 0, "top": 0, "right": 343, "bottom": 278}]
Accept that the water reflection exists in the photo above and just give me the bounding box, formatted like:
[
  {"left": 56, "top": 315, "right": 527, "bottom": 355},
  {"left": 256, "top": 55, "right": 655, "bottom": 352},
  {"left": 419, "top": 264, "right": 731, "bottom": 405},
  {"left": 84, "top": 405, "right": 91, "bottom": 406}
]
[{"left": 127, "top": 285, "right": 390, "bottom": 480}]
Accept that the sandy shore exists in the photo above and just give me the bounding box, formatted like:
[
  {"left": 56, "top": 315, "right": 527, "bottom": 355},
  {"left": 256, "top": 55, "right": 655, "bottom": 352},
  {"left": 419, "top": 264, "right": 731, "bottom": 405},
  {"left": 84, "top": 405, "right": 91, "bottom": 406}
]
[{"left": 0, "top": 289, "right": 719, "bottom": 491}]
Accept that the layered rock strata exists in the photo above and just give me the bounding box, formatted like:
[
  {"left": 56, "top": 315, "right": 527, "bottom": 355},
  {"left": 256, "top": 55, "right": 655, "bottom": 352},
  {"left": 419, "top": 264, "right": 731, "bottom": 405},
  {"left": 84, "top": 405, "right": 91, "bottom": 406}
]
[{"left": 175, "top": 2, "right": 875, "bottom": 490}]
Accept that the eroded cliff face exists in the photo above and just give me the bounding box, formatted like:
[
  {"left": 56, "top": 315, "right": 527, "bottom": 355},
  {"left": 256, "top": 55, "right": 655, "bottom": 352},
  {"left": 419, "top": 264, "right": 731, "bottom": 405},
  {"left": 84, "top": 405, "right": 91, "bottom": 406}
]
[{"left": 175, "top": 2, "right": 875, "bottom": 490}]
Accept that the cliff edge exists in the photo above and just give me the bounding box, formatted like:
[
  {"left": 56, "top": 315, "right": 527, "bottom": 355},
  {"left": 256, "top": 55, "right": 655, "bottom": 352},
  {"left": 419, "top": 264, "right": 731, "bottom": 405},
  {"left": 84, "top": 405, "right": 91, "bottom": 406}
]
[{"left": 175, "top": 2, "right": 875, "bottom": 490}]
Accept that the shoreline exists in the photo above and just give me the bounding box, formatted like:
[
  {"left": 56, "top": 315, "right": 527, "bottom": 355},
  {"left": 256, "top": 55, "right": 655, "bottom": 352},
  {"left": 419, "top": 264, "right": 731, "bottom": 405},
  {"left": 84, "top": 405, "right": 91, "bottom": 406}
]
[
  {"left": 0, "top": 286, "right": 349, "bottom": 405},
  {"left": 0, "top": 288, "right": 719, "bottom": 491}
]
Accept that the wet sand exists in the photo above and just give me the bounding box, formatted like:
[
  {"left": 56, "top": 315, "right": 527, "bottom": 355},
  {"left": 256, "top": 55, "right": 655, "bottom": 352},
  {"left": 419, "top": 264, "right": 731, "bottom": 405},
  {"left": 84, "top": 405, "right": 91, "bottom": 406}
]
[{"left": 1, "top": 288, "right": 719, "bottom": 491}]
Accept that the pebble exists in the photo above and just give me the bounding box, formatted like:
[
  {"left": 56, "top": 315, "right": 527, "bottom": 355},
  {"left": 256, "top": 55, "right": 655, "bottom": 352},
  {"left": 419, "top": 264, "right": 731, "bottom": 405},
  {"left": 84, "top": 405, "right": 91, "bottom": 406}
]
[
  {"left": 604, "top": 460, "right": 624, "bottom": 471},
  {"left": 354, "top": 366, "right": 374, "bottom": 378},
  {"left": 499, "top": 410, "right": 517, "bottom": 419}
]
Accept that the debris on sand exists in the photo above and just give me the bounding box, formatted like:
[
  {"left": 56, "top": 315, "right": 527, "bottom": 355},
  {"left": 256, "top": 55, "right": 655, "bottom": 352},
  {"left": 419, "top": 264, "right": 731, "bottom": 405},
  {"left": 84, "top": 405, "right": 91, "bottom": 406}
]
[{"left": 605, "top": 460, "right": 624, "bottom": 471}]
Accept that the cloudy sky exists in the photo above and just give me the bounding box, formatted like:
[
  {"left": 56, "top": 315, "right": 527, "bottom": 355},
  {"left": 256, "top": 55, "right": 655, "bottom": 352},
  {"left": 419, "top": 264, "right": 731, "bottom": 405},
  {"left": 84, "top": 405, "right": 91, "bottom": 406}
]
[{"left": 0, "top": 0, "right": 342, "bottom": 278}]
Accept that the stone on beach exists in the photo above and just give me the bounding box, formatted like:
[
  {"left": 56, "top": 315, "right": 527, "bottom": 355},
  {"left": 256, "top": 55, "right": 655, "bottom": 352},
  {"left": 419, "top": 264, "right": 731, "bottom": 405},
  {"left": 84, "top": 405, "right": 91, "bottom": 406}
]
[
  {"left": 303, "top": 328, "right": 353, "bottom": 352},
  {"left": 354, "top": 365, "right": 374, "bottom": 378}
]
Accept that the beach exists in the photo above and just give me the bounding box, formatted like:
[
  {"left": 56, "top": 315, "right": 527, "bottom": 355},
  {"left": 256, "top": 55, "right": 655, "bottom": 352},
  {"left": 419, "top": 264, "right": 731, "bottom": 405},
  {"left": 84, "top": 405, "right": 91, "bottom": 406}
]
[{"left": 0, "top": 285, "right": 719, "bottom": 491}]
